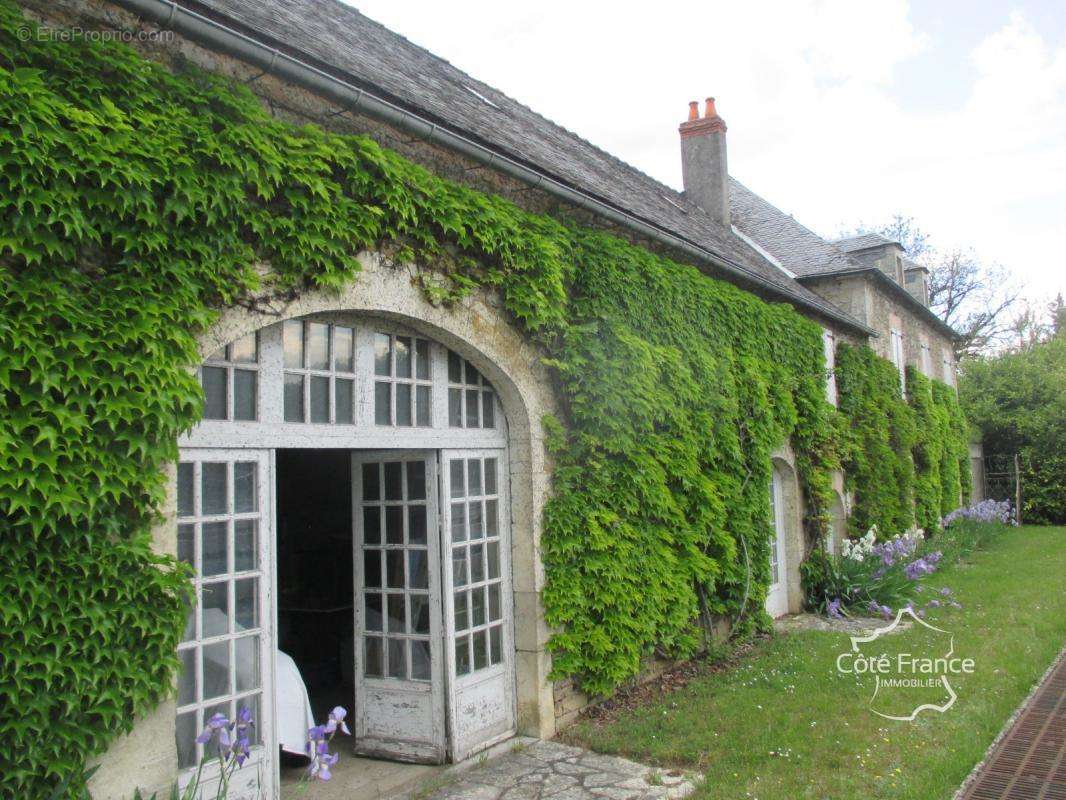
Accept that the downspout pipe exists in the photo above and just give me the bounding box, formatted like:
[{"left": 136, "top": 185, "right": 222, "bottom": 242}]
[{"left": 111, "top": 0, "right": 873, "bottom": 337}]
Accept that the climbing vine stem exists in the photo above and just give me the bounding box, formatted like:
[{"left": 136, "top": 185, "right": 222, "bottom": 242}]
[{"left": 0, "top": 5, "right": 965, "bottom": 795}]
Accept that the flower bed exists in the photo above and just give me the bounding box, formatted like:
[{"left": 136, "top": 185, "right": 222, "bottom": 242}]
[{"left": 802, "top": 500, "right": 1016, "bottom": 620}]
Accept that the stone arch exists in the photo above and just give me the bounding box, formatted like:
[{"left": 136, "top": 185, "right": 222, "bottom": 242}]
[
  {"left": 770, "top": 445, "right": 804, "bottom": 615},
  {"left": 94, "top": 254, "right": 562, "bottom": 798},
  {"left": 191, "top": 253, "right": 560, "bottom": 738}
]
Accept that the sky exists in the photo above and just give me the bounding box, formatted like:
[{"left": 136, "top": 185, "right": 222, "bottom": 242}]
[{"left": 343, "top": 0, "right": 1066, "bottom": 303}]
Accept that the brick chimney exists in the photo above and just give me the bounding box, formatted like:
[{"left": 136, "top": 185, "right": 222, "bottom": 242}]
[{"left": 679, "top": 97, "right": 730, "bottom": 226}]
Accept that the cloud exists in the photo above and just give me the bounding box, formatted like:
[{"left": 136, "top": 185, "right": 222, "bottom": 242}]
[{"left": 347, "top": 0, "right": 1064, "bottom": 298}]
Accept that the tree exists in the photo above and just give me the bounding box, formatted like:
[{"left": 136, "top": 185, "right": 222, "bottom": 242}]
[
  {"left": 1004, "top": 293, "right": 1064, "bottom": 350},
  {"left": 839, "top": 216, "right": 1018, "bottom": 357},
  {"left": 960, "top": 308, "right": 1066, "bottom": 524},
  {"left": 927, "top": 249, "right": 1018, "bottom": 357}
]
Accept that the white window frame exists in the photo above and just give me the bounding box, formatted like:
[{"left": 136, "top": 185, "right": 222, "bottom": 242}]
[
  {"left": 281, "top": 319, "right": 358, "bottom": 425},
  {"left": 371, "top": 330, "right": 434, "bottom": 428},
  {"left": 447, "top": 351, "right": 498, "bottom": 429},
  {"left": 942, "top": 354, "right": 956, "bottom": 387},
  {"left": 175, "top": 449, "right": 275, "bottom": 799},
  {"left": 822, "top": 329, "right": 837, "bottom": 406},
  {"left": 890, "top": 327, "right": 906, "bottom": 397},
  {"left": 200, "top": 333, "right": 260, "bottom": 422},
  {"left": 182, "top": 314, "right": 508, "bottom": 452}
]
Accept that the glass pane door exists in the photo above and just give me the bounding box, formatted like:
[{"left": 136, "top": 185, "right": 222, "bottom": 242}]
[
  {"left": 176, "top": 450, "right": 274, "bottom": 800},
  {"left": 765, "top": 471, "right": 789, "bottom": 618},
  {"left": 352, "top": 452, "right": 445, "bottom": 763},
  {"left": 441, "top": 450, "right": 516, "bottom": 762}
]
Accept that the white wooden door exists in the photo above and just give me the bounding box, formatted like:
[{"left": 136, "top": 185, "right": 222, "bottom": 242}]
[
  {"left": 175, "top": 449, "right": 275, "bottom": 799},
  {"left": 441, "top": 449, "right": 517, "bottom": 761},
  {"left": 352, "top": 452, "right": 446, "bottom": 762},
  {"left": 765, "top": 471, "right": 790, "bottom": 618}
]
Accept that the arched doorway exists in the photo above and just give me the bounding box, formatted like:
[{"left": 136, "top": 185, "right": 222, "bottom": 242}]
[
  {"left": 765, "top": 459, "right": 802, "bottom": 618},
  {"left": 174, "top": 311, "right": 523, "bottom": 796}
]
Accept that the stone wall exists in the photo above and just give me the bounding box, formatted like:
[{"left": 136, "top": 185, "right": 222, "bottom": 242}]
[
  {"left": 13, "top": 0, "right": 878, "bottom": 792},
  {"left": 804, "top": 273, "right": 955, "bottom": 383}
]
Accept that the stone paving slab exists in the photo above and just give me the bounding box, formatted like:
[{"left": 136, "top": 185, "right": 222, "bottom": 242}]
[{"left": 402, "top": 741, "right": 698, "bottom": 800}]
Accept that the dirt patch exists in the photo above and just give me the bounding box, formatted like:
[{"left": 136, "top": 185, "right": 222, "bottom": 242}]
[{"left": 562, "top": 636, "right": 769, "bottom": 730}]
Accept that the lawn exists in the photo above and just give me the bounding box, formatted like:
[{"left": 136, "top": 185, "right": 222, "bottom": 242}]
[{"left": 562, "top": 525, "right": 1066, "bottom": 799}]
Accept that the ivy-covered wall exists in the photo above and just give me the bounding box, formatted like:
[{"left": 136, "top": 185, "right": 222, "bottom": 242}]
[
  {"left": 835, "top": 344, "right": 971, "bottom": 538},
  {"left": 1, "top": 4, "right": 976, "bottom": 795},
  {"left": 907, "top": 368, "right": 971, "bottom": 531},
  {"left": 835, "top": 344, "right": 917, "bottom": 535},
  {"left": 0, "top": 6, "right": 845, "bottom": 794}
]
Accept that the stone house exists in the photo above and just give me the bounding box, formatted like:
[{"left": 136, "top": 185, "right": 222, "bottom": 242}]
[
  {"left": 730, "top": 191, "right": 959, "bottom": 392},
  {"left": 12, "top": 0, "right": 960, "bottom": 797}
]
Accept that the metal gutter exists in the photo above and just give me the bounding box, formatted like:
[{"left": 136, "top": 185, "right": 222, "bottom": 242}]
[{"left": 110, "top": 0, "right": 874, "bottom": 336}]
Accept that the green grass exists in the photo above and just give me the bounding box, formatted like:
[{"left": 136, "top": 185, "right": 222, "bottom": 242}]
[{"left": 562, "top": 526, "right": 1066, "bottom": 799}]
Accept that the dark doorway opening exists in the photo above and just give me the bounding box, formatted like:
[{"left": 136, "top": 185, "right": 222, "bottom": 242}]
[{"left": 276, "top": 449, "right": 353, "bottom": 723}]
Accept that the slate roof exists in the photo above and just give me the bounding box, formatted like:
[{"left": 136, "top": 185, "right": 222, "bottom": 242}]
[
  {"left": 729, "top": 179, "right": 858, "bottom": 278},
  {"left": 834, "top": 232, "right": 899, "bottom": 253},
  {"left": 173, "top": 0, "right": 869, "bottom": 332},
  {"left": 729, "top": 181, "right": 955, "bottom": 339}
]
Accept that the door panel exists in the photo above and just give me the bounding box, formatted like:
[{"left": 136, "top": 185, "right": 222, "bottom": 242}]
[
  {"left": 765, "top": 472, "right": 789, "bottom": 618},
  {"left": 441, "top": 450, "right": 516, "bottom": 762},
  {"left": 352, "top": 452, "right": 445, "bottom": 763},
  {"left": 175, "top": 449, "right": 275, "bottom": 800}
]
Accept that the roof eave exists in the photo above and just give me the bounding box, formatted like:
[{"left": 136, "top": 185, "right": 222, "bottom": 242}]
[{"left": 111, "top": 0, "right": 875, "bottom": 338}]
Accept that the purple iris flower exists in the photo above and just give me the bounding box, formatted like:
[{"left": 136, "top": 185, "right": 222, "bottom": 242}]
[
  {"left": 306, "top": 724, "right": 326, "bottom": 754},
  {"left": 306, "top": 707, "right": 351, "bottom": 782},
  {"left": 326, "top": 706, "right": 351, "bottom": 736},
  {"left": 196, "top": 712, "right": 232, "bottom": 752},
  {"left": 943, "top": 499, "right": 1016, "bottom": 527},
  {"left": 317, "top": 752, "right": 339, "bottom": 781},
  {"left": 827, "top": 598, "right": 843, "bottom": 619},
  {"left": 231, "top": 707, "right": 254, "bottom": 766},
  {"left": 904, "top": 602, "right": 925, "bottom": 618}
]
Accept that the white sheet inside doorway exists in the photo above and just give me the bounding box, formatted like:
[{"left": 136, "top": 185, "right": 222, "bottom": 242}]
[{"left": 276, "top": 650, "right": 315, "bottom": 757}]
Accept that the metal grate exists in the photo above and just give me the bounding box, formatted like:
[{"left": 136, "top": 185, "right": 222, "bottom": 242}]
[{"left": 959, "top": 654, "right": 1066, "bottom": 800}]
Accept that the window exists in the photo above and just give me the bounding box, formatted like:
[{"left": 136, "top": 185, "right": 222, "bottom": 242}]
[
  {"left": 190, "top": 316, "right": 512, "bottom": 441},
  {"left": 175, "top": 459, "right": 264, "bottom": 768},
  {"left": 373, "top": 333, "right": 432, "bottom": 427},
  {"left": 942, "top": 355, "right": 956, "bottom": 387},
  {"left": 360, "top": 459, "right": 433, "bottom": 682},
  {"left": 201, "top": 333, "right": 258, "bottom": 421},
  {"left": 890, "top": 327, "right": 906, "bottom": 396},
  {"left": 920, "top": 339, "right": 932, "bottom": 375},
  {"left": 768, "top": 477, "right": 780, "bottom": 585},
  {"left": 449, "top": 456, "right": 505, "bottom": 675},
  {"left": 823, "top": 330, "right": 837, "bottom": 406},
  {"left": 447, "top": 351, "right": 497, "bottom": 429},
  {"left": 283, "top": 320, "right": 356, "bottom": 424}
]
